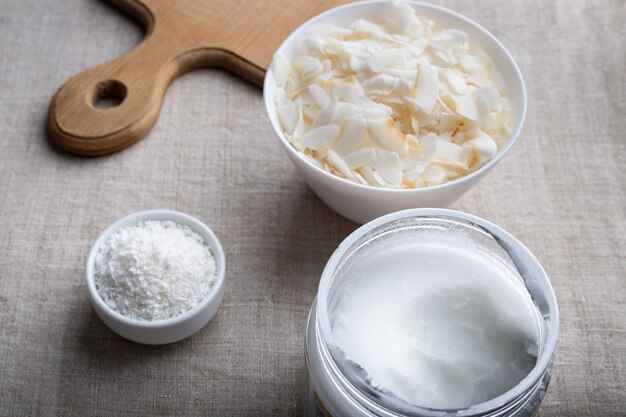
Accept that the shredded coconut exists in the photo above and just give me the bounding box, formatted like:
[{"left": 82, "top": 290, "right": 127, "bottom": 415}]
[
  {"left": 272, "top": 0, "right": 512, "bottom": 189},
  {"left": 94, "top": 220, "right": 217, "bottom": 321}
]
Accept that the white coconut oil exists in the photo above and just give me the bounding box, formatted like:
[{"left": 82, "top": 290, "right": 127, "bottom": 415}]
[
  {"left": 304, "top": 211, "right": 558, "bottom": 417},
  {"left": 330, "top": 239, "right": 542, "bottom": 409}
]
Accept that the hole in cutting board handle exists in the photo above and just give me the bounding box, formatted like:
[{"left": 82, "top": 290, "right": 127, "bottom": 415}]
[{"left": 92, "top": 80, "right": 128, "bottom": 109}]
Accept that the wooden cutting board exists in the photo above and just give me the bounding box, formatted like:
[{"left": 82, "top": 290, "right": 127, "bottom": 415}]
[{"left": 47, "top": 0, "right": 349, "bottom": 156}]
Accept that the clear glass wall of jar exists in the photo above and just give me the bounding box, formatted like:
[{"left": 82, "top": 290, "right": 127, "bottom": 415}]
[{"left": 304, "top": 209, "right": 559, "bottom": 417}]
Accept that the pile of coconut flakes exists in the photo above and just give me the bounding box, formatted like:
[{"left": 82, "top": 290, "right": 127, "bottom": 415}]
[{"left": 273, "top": 0, "right": 512, "bottom": 188}]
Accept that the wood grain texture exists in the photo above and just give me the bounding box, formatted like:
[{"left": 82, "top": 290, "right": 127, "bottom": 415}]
[{"left": 47, "top": 0, "right": 350, "bottom": 156}]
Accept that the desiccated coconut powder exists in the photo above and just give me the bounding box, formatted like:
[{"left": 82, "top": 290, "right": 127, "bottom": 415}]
[{"left": 94, "top": 220, "right": 217, "bottom": 321}]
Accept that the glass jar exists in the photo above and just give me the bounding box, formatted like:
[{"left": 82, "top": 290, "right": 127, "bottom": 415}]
[{"left": 304, "top": 209, "right": 559, "bottom": 417}]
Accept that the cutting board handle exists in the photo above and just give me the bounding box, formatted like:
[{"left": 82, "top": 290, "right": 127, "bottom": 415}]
[
  {"left": 47, "top": 1, "right": 163, "bottom": 155},
  {"left": 48, "top": 44, "right": 165, "bottom": 155},
  {"left": 47, "top": 1, "right": 266, "bottom": 156}
]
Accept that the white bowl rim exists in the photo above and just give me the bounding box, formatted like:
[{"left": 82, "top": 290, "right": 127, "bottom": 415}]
[
  {"left": 85, "top": 209, "right": 226, "bottom": 329},
  {"left": 263, "top": 0, "right": 527, "bottom": 194}
]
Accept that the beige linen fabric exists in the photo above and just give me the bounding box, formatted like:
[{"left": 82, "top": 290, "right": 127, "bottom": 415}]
[{"left": 0, "top": 0, "right": 624, "bottom": 415}]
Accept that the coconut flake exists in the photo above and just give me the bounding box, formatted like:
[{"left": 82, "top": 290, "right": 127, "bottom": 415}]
[
  {"left": 369, "top": 49, "right": 409, "bottom": 72},
  {"left": 299, "top": 125, "right": 341, "bottom": 151},
  {"left": 309, "top": 84, "right": 331, "bottom": 109},
  {"left": 312, "top": 99, "right": 338, "bottom": 129},
  {"left": 383, "top": 0, "right": 420, "bottom": 34},
  {"left": 294, "top": 56, "right": 323, "bottom": 80},
  {"left": 367, "top": 117, "right": 409, "bottom": 154},
  {"left": 452, "top": 94, "right": 478, "bottom": 121},
  {"left": 273, "top": 52, "right": 291, "bottom": 87},
  {"left": 345, "top": 147, "right": 377, "bottom": 169},
  {"left": 429, "top": 140, "right": 471, "bottom": 169},
  {"left": 359, "top": 166, "right": 387, "bottom": 186},
  {"left": 413, "top": 62, "right": 439, "bottom": 113},
  {"left": 334, "top": 115, "right": 367, "bottom": 156},
  {"left": 405, "top": 162, "right": 429, "bottom": 183},
  {"left": 421, "top": 163, "right": 446, "bottom": 185},
  {"left": 429, "top": 29, "right": 468, "bottom": 48},
  {"left": 421, "top": 132, "right": 438, "bottom": 159},
  {"left": 276, "top": 103, "right": 299, "bottom": 135},
  {"left": 443, "top": 71, "right": 471, "bottom": 95},
  {"left": 362, "top": 74, "right": 394, "bottom": 94},
  {"left": 293, "top": 106, "right": 307, "bottom": 138},
  {"left": 332, "top": 103, "right": 362, "bottom": 124},
  {"left": 466, "top": 132, "right": 498, "bottom": 160},
  {"left": 327, "top": 150, "right": 357, "bottom": 180},
  {"left": 372, "top": 149, "right": 403, "bottom": 186}
]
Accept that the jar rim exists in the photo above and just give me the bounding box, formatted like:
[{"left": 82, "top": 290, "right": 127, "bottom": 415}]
[{"left": 315, "top": 208, "right": 559, "bottom": 416}]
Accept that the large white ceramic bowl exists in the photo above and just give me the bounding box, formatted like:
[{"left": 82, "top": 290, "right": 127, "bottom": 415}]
[
  {"left": 264, "top": 0, "right": 527, "bottom": 224},
  {"left": 86, "top": 209, "right": 226, "bottom": 345}
]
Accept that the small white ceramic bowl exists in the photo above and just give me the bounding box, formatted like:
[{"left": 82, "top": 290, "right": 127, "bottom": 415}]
[
  {"left": 86, "top": 209, "right": 226, "bottom": 345},
  {"left": 264, "top": 1, "right": 527, "bottom": 224}
]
